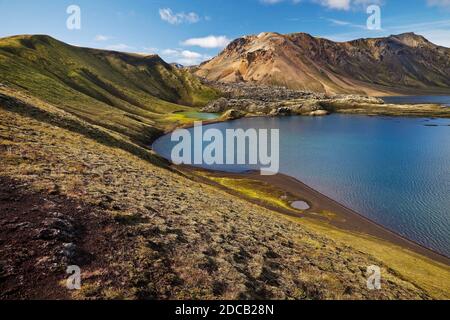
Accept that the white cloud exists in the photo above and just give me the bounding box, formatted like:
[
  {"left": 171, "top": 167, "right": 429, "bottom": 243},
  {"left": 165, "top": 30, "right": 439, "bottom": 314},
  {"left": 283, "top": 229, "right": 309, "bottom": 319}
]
[
  {"left": 182, "top": 35, "right": 231, "bottom": 48},
  {"left": 262, "top": 0, "right": 379, "bottom": 10},
  {"left": 94, "top": 35, "right": 112, "bottom": 42},
  {"left": 327, "top": 18, "right": 367, "bottom": 29},
  {"left": 105, "top": 44, "right": 135, "bottom": 51},
  {"left": 134, "top": 47, "right": 159, "bottom": 56},
  {"left": 427, "top": 0, "right": 450, "bottom": 8},
  {"left": 161, "top": 49, "right": 212, "bottom": 66},
  {"left": 315, "top": 0, "right": 379, "bottom": 10},
  {"left": 143, "top": 47, "right": 158, "bottom": 54},
  {"left": 315, "top": 0, "right": 351, "bottom": 10},
  {"left": 417, "top": 29, "right": 450, "bottom": 47},
  {"left": 159, "top": 8, "right": 200, "bottom": 25}
]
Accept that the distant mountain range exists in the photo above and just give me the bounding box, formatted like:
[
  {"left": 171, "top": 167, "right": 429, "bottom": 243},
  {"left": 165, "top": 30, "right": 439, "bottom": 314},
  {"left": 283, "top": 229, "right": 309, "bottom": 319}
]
[{"left": 196, "top": 32, "right": 450, "bottom": 95}]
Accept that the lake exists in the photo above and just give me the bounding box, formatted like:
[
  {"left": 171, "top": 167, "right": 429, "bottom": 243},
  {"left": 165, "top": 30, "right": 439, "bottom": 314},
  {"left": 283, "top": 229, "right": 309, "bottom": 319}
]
[
  {"left": 382, "top": 95, "right": 450, "bottom": 106},
  {"left": 153, "top": 115, "right": 450, "bottom": 257}
]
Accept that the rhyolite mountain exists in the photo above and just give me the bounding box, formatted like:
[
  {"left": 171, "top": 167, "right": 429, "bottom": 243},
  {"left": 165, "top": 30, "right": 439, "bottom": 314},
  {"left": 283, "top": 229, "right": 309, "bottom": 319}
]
[{"left": 196, "top": 32, "right": 450, "bottom": 95}]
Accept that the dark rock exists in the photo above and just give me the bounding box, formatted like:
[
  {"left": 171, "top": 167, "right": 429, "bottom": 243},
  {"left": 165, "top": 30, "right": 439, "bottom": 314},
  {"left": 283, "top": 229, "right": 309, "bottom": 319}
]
[
  {"left": 60, "top": 243, "right": 77, "bottom": 259},
  {"left": 43, "top": 218, "right": 74, "bottom": 233}
]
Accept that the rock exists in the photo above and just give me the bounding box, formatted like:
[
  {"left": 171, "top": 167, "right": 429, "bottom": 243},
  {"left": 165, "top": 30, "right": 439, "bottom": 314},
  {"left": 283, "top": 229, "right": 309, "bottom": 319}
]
[
  {"left": 36, "top": 228, "right": 63, "bottom": 241},
  {"left": 8, "top": 222, "right": 31, "bottom": 231},
  {"left": 43, "top": 218, "right": 74, "bottom": 233},
  {"left": 335, "top": 95, "right": 384, "bottom": 105},
  {"left": 219, "top": 109, "right": 246, "bottom": 121},
  {"left": 99, "top": 194, "right": 115, "bottom": 209},
  {"left": 203, "top": 97, "right": 229, "bottom": 113},
  {"left": 270, "top": 107, "right": 292, "bottom": 116},
  {"left": 60, "top": 243, "right": 77, "bottom": 259},
  {"left": 309, "top": 110, "right": 329, "bottom": 116},
  {"left": 199, "top": 81, "right": 388, "bottom": 118}
]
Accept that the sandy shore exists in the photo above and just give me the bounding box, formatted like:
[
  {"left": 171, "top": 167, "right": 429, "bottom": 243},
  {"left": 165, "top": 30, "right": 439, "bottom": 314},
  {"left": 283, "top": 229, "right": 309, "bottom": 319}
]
[{"left": 178, "top": 165, "right": 450, "bottom": 266}]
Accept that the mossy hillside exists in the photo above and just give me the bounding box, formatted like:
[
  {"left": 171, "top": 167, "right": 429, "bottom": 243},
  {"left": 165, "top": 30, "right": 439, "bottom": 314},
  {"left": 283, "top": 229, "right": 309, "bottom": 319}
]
[
  {"left": 0, "top": 35, "right": 220, "bottom": 143},
  {"left": 1, "top": 35, "right": 448, "bottom": 300},
  {"left": 197, "top": 173, "right": 450, "bottom": 299},
  {"left": 204, "top": 175, "right": 300, "bottom": 211},
  {"left": 0, "top": 103, "right": 436, "bottom": 300},
  {"left": 301, "top": 219, "right": 450, "bottom": 300}
]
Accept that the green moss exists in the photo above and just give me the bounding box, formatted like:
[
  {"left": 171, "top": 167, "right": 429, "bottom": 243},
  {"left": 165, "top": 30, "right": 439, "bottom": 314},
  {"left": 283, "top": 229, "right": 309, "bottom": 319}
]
[
  {"left": 200, "top": 172, "right": 450, "bottom": 299},
  {"left": 205, "top": 175, "right": 301, "bottom": 212},
  {"left": 299, "top": 218, "right": 450, "bottom": 299}
]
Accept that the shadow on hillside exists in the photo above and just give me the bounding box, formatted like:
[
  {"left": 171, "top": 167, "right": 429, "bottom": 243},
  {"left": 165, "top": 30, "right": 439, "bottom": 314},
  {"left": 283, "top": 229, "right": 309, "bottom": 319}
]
[{"left": 0, "top": 92, "right": 169, "bottom": 170}]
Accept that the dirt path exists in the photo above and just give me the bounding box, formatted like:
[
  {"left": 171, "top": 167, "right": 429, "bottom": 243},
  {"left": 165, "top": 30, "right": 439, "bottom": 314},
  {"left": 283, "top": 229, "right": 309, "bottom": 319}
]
[{"left": 0, "top": 176, "right": 122, "bottom": 299}]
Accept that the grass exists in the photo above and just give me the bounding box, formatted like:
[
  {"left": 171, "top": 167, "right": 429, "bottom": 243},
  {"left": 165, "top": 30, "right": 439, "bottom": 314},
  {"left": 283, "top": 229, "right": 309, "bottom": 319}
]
[
  {"left": 1, "top": 34, "right": 449, "bottom": 300},
  {"left": 205, "top": 175, "right": 303, "bottom": 212},
  {"left": 1, "top": 101, "right": 446, "bottom": 300},
  {"left": 299, "top": 219, "right": 450, "bottom": 299},
  {"left": 0, "top": 34, "right": 221, "bottom": 144},
  {"left": 322, "top": 100, "right": 450, "bottom": 118},
  {"left": 198, "top": 173, "right": 450, "bottom": 299}
]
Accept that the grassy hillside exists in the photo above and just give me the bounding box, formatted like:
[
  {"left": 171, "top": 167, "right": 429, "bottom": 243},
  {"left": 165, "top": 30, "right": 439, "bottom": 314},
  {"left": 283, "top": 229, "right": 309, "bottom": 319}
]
[
  {"left": 0, "top": 35, "right": 219, "bottom": 144},
  {"left": 1, "top": 34, "right": 449, "bottom": 300},
  {"left": 2, "top": 91, "right": 448, "bottom": 299}
]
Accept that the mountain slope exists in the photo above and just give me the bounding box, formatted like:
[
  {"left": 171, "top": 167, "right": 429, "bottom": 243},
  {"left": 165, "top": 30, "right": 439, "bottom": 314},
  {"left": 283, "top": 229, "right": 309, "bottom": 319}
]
[
  {"left": 196, "top": 32, "right": 450, "bottom": 95},
  {"left": 2, "top": 92, "right": 449, "bottom": 299},
  {"left": 0, "top": 35, "right": 219, "bottom": 143}
]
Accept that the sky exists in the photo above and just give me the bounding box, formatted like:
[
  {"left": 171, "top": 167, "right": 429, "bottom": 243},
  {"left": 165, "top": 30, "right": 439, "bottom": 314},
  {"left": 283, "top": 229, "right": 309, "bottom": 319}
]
[{"left": 1, "top": 0, "right": 450, "bottom": 65}]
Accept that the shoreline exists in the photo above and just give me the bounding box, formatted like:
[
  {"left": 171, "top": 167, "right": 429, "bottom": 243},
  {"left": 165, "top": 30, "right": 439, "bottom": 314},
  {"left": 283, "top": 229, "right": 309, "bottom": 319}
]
[{"left": 151, "top": 114, "right": 450, "bottom": 267}]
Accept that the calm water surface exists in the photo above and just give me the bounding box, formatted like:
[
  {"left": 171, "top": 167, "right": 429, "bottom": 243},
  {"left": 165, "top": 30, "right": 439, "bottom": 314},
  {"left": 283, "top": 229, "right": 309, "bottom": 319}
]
[
  {"left": 153, "top": 115, "right": 450, "bottom": 256},
  {"left": 382, "top": 95, "right": 450, "bottom": 106}
]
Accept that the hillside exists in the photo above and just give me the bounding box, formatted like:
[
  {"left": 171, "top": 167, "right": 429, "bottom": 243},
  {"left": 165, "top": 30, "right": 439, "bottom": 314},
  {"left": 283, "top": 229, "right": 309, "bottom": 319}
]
[
  {"left": 0, "top": 35, "right": 219, "bottom": 144},
  {"left": 196, "top": 32, "right": 450, "bottom": 95}
]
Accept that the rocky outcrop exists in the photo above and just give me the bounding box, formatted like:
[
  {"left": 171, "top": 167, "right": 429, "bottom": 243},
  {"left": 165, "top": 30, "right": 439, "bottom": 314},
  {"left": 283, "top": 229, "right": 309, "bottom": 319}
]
[
  {"left": 201, "top": 81, "right": 385, "bottom": 117},
  {"left": 219, "top": 109, "right": 246, "bottom": 121},
  {"left": 309, "top": 110, "right": 329, "bottom": 116}
]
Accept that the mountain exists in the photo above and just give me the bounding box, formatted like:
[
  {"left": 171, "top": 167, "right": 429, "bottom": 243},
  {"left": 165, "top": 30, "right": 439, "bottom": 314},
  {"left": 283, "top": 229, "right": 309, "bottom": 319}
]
[
  {"left": 2, "top": 34, "right": 450, "bottom": 300},
  {"left": 196, "top": 32, "right": 450, "bottom": 95},
  {"left": 0, "top": 35, "right": 219, "bottom": 143}
]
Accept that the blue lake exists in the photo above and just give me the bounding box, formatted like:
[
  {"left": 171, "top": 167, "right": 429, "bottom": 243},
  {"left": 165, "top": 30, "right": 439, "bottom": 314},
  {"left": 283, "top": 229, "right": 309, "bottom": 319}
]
[
  {"left": 382, "top": 95, "right": 450, "bottom": 106},
  {"left": 153, "top": 115, "right": 450, "bottom": 256}
]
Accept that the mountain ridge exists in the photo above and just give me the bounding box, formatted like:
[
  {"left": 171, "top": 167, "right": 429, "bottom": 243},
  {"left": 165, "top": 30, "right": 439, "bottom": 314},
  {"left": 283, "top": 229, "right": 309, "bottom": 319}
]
[{"left": 196, "top": 32, "right": 450, "bottom": 95}]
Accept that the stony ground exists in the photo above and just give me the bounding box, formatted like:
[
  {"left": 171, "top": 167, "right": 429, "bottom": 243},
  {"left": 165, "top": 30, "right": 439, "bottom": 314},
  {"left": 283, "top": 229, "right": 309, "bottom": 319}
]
[{"left": 0, "top": 90, "right": 436, "bottom": 300}]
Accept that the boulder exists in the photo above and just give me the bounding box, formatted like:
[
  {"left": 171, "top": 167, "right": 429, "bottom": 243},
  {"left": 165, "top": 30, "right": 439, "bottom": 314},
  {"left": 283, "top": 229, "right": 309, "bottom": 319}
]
[
  {"left": 219, "top": 109, "right": 246, "bottom": 121},
  {"left": 270, "top": 107, "right": 292, "bottom": 116},
  {"left": 309, "top": 110, "right": 329, "bottom": 116},
  {"left": 202, "top": 97, "right": 229, "bottom": 113}
]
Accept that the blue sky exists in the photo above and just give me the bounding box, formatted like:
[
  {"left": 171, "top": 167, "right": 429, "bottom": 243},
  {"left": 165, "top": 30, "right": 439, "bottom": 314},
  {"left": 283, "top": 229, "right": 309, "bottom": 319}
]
[{"left": 1, "top": 0, "right": 449, "bottom": 65}]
